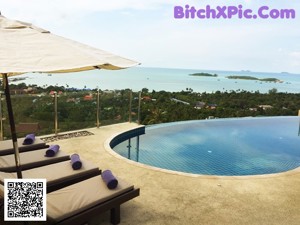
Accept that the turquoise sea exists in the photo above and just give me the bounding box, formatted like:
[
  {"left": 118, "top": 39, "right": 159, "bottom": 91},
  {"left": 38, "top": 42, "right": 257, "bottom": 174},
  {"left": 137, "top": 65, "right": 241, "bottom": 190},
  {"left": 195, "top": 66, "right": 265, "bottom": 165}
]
[{"left": 11, "top": 67, "right": 300, "bottom": 93}]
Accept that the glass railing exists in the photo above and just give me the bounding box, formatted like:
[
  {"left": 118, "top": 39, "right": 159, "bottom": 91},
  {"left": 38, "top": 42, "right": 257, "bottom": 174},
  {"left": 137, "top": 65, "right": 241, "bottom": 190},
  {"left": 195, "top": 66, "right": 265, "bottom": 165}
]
[
  {"left": 0, "top": 89, "right": 142, "bottom": 139},
  {"left": 3, "top": 87, "right": 297, "bottom": 140}
]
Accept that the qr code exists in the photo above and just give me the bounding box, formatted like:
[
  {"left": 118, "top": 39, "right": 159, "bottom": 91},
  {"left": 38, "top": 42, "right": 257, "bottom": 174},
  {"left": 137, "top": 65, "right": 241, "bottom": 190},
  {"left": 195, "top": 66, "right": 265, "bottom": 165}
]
[{"left": 4, "top": 179, "right": 46, "bottom": 221}]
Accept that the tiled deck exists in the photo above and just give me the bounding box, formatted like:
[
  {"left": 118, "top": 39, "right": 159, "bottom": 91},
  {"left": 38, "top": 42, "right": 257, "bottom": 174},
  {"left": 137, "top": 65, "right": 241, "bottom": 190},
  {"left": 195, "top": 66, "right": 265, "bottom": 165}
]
[{"left": 42, "top": 123, "right": 300, "bottom": 224}]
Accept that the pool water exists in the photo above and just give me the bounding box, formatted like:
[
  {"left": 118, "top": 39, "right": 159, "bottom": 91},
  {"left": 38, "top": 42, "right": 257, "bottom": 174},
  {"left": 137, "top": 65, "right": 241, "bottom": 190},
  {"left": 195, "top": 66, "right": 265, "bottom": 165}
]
[{"left": 113, "top": 116, "right": 300, "bottom": 176}]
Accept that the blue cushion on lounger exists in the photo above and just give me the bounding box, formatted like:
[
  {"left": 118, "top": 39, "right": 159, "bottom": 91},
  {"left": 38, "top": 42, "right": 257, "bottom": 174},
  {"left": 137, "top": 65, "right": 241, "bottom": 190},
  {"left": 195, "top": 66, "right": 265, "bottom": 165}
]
[
  {"left": 45, "top": 145, "right": 60, "bottom": 157},
  {"left": 70, "top": 154, "right": 82, "bottom": 170},
  {"left": 23, "top": 134, "right": 35, "bottom": 145},
  {"left": 101, "top": 170, "right": 118, "bottom": 190}
]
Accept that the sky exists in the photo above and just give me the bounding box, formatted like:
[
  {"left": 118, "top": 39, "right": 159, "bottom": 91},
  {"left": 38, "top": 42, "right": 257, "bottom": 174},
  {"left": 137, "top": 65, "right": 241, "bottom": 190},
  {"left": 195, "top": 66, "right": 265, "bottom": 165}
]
[{"left": 1, "top": 0, "right": 300, "bottom": 74}]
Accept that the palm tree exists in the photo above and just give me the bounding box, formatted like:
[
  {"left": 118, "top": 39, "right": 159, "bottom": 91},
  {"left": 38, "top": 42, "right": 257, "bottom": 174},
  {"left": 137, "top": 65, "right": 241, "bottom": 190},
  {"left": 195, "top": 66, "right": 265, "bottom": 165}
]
[{"left": 147, "top": 108, "right": 166, "bottom": 124}]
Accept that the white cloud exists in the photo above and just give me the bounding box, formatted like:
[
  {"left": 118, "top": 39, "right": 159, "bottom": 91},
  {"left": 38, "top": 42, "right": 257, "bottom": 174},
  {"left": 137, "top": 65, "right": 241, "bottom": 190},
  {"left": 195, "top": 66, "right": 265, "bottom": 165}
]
[
  {"left": 289, "top": 51, "right": 300, "bottom": 67},
  {"left": 0, "top": 0, "right": 187, "bottom": 27},
  {"left": 1, "top": 0, "right": 299, "bottom": 73},
  {"left": 3, "top": 0, "right": 292, "bottom": 20}
]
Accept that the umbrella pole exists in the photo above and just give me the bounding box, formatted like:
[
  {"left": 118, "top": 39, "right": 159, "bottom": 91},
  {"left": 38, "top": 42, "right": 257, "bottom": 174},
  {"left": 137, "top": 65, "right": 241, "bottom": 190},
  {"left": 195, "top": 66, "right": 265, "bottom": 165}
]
[{"left": 2, "top": 73, "right": 23, "bottom": 178}]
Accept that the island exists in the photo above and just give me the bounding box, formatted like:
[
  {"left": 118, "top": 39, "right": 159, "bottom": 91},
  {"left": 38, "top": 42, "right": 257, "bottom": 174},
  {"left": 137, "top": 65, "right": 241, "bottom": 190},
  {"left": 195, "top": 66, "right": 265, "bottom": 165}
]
[
  {"left": 9, "top": 77, "right": 27, "bottom": 82},
  {"left": 190, "top": 72, "right": 218, "bottom": 77},
  {"left": 226, "top": 75, "right": 283, "bottom": 83}
]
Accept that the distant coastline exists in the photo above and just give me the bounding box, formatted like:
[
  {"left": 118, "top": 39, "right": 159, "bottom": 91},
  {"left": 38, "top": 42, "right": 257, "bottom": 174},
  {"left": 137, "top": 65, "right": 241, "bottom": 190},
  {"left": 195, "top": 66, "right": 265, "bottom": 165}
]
[{"left": 8, "top": 67, "right": 298, "bottom": 93}]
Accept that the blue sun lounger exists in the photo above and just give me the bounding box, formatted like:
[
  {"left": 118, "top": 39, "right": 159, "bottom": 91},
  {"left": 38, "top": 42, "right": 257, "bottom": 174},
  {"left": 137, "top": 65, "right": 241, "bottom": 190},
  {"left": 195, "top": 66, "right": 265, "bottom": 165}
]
[{"left": 0, "top": 137, "right": 48, "bottom": 156}]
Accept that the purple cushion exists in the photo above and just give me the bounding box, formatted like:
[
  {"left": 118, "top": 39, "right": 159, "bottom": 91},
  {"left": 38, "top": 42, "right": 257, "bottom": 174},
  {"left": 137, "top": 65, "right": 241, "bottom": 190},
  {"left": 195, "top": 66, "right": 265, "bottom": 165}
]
[
  {"left": 101, "top": 170, "right": 118, "bottom": 190},
  {"left": 45, "top": 145, "right": 60, "bottom": 157},
  {"left": 71, "top": 154, "right": 82, "bottom": 170},
  {"left": 23, "top": 133, "right": 35, "bottom": 145}
]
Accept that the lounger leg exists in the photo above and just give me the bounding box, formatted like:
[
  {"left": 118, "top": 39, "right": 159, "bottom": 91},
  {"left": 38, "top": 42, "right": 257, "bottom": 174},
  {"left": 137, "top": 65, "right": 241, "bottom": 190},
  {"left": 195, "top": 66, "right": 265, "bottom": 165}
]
[{"left": 110, "top": 205, "right": 120, "bottom": 225}]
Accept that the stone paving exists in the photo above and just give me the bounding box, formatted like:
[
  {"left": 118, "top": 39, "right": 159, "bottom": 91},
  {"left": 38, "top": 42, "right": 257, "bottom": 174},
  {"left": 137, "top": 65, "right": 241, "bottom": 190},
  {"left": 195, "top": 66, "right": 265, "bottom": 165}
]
[{"left": 3, "top": 122, "right": 298, "bottom": 225}]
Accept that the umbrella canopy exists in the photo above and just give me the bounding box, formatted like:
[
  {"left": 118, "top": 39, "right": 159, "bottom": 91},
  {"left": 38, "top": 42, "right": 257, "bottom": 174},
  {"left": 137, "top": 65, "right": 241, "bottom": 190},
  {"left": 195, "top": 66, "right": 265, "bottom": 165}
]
[
  {"left": 0, "top": 15, "right": 139, "bottom": 75},
  {"left": 0, "top": 15, "right": 139, "bottom": 178}
]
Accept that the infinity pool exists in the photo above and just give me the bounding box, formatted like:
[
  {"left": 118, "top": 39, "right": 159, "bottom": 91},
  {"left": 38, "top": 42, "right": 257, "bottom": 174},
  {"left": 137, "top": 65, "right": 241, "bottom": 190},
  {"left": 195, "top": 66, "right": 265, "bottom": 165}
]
[{"left": 113, "top": 116, "right": 300, "bottom": 176}]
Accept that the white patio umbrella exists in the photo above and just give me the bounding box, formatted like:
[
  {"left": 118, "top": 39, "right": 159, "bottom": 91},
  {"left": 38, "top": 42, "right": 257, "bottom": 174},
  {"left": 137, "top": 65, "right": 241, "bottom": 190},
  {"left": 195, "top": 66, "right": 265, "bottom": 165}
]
[{"left": 0, "top": 14, "right": 139, "bottom": 178}]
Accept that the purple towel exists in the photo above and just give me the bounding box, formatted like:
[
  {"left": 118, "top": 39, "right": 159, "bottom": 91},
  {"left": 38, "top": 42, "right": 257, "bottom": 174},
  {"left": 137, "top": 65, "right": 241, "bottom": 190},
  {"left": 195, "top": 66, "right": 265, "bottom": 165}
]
[
  {"left": 71, "top": 154, "right": 82, "bottom": 170},
  {"left": 23, "top": 134, "right": 35, "bottom": 145},
  {"left": 101, "top": 170, "right": 118, "bottom": 190},
  {"left": 45, "top": 145, "right": 60, "bottom": 157}
]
